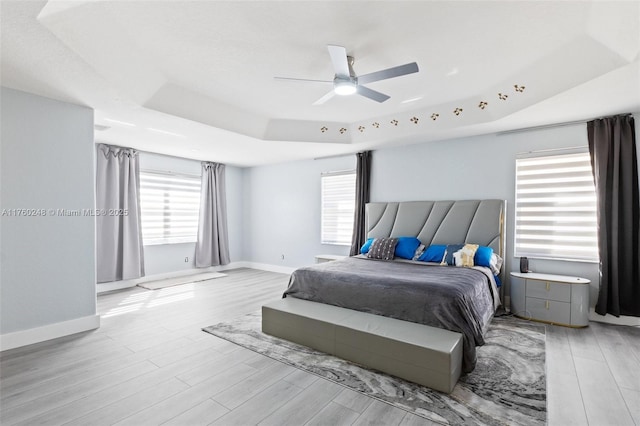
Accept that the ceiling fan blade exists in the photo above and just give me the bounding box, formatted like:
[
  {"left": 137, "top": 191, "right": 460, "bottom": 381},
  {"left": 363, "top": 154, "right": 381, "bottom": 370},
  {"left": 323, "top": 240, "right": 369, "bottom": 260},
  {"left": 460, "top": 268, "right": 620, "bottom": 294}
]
[
  {"left": 312, "top": 90, "right": 336, "bottom": 105},
  {"left": 357, "top": 85, "right": 390, "bottom": 103},
  {"left": 274, "top": 77, "right": 332, "bottom": 83},
  {"left": 357, "top": 62, "right": 419, "bottom": 85},
  {"left": 327, "top": 45, "right": 350, "bottom": 78}
]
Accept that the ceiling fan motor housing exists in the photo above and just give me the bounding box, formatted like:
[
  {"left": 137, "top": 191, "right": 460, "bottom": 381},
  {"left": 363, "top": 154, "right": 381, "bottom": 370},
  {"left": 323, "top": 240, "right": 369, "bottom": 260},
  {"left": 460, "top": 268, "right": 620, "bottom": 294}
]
[{"left": 333, "top": 56, "right": 358, "bottom": 95}]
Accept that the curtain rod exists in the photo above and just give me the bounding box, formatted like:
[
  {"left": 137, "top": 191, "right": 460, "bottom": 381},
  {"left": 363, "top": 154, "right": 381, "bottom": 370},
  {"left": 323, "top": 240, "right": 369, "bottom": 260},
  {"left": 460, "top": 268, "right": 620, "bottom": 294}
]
[
  {"left": 314, "top": 153, "right": 352, "bottom": 161},
  {"left": 516, "top": 145, "right": 586, "bottom": 157},
  {"left": 496, "top": 120, "right": 586, "bottom": 136},
  {"left": 498, "top": 112, "right": 638, "bottom": 136},
  {"left": 140, "top": 168, "right": 200, "bottom": 179},
  {"left": 314, "top": 150, "right": 371, "bottom": 161}
]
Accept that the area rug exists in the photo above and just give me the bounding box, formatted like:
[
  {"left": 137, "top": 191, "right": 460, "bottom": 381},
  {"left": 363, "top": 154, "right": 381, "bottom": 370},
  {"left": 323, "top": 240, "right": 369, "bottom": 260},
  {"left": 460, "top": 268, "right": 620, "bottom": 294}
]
[
  {"left": 203, "top": 312, "right": 546, "bottom": 426},
  {"left": 138, "top": 271, "right": 227, "bottom": 290}
]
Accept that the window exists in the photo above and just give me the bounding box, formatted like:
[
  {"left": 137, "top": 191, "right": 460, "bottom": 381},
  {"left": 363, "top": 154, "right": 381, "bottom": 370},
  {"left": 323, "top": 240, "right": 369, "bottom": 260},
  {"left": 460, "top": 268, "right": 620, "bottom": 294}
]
[
  {"left": 140, "top": 170, "right": 201, "bottom": 245},
  {"left": 321, "top": 171, "right": 356, "bottom": 245},
  {"left": 515, "top": 151, "right": 598, "bottom": 261}
]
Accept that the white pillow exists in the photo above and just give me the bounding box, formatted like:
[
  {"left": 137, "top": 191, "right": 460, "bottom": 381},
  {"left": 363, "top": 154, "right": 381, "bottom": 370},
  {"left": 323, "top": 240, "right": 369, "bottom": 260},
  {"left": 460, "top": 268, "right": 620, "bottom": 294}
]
[{"left": 489, "top": 253, "right": 503, "bottom": 275}]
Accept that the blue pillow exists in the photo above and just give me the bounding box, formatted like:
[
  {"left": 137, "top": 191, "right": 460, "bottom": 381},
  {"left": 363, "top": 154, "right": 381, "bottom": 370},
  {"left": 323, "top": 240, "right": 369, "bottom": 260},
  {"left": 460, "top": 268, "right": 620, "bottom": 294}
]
[
  {"left": 494, "top": 274, "right": 502, "bottom": 287},
  {"left": 394, "top": 237, "right": 421, "bottom": 260},
  {"left": 418, "top": 244, "right": 447, "bottom": 262},
  {"left": 443, "top": 244, "right": 465, "bottom": 265},
  {"left": 360, "top": 237, "right": 374, "bottom": 254},
  {"left": 474, "top": 246, "right": 494, "bottom": 267}
]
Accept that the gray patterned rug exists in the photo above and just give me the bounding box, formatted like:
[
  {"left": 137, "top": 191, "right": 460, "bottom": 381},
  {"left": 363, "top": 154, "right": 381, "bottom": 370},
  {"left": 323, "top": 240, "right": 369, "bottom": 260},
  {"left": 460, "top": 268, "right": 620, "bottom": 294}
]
[{"left": 203, "top": 312, "right": 546, "bottom": 426}]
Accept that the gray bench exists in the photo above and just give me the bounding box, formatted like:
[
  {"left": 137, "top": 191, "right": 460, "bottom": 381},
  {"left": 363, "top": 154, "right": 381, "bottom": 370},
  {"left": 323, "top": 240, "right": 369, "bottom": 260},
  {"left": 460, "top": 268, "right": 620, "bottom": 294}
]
[{"left": 262, "top": 298, "right": 463, "bottom": 393}]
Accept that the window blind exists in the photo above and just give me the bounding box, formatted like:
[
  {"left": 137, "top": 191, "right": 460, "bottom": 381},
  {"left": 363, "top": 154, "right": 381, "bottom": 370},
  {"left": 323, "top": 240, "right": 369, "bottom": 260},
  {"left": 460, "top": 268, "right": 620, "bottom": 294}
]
[
  {"left": 321, "top": 171, "right": 356, "bottom": 245},
  {"left": 140, "top": 170, "right": 201, "bottom": 245},
  {"left": 515, "top": 152, "right": 598, "bottom": 261}
]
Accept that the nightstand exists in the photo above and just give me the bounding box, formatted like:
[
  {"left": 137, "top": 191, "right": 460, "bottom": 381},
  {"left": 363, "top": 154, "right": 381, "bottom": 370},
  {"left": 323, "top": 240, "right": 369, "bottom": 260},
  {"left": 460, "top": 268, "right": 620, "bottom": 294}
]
[{"left": 510, "top": 272, "right": 590, "bottom": 327}]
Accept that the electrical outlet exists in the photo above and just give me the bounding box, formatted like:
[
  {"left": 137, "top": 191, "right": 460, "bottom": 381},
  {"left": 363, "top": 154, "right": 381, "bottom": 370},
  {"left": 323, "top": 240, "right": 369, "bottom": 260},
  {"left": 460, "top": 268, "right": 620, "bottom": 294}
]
[{"left": 184, "top": 257, "right": 189, "bottom": 263}]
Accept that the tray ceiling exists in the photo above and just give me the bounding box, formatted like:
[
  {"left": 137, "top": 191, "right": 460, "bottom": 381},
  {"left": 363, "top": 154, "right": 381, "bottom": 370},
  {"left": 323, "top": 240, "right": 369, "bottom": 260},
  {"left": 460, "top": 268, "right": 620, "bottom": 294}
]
[{"left": 1, "top": 1, "right": 638, "bottom": 166}]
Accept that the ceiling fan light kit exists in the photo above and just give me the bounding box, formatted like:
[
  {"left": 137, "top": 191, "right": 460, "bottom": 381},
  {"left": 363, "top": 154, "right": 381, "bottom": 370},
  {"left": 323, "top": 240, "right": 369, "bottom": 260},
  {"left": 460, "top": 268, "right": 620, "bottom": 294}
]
[
  {"left": 275, "top": 44, "right": 419, "bottom": 104},
  {"left": 334, "top": 78, "right": 357, "bottom": 95}
]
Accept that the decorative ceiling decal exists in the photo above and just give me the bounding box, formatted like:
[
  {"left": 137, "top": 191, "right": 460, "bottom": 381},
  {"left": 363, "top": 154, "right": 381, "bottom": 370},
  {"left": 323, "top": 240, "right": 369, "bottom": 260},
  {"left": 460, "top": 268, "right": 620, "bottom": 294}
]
[{"left": 321, "top": 85, "right": 532, "bottom": 135}]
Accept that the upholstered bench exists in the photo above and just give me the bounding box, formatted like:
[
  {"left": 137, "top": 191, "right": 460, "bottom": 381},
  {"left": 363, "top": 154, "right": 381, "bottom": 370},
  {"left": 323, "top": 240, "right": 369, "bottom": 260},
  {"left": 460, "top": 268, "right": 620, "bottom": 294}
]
[{"left": 262, "top": 297, "right": 463, "bottom": 393}]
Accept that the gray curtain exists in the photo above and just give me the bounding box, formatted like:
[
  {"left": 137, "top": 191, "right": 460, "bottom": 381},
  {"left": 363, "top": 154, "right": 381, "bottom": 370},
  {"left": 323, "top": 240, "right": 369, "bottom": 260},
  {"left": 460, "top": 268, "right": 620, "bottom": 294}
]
[
  {"left": 195, "top": 162, "right": 230, "bottom": 267},
  {"left": 349, "top": 151, "right": 372, "bottom": 256},
  {"left": 96, "top": 144, "right": 145, "bottom": 282},
  {"left": 588, "top": 114, "right": 640, "bottom": 317}
]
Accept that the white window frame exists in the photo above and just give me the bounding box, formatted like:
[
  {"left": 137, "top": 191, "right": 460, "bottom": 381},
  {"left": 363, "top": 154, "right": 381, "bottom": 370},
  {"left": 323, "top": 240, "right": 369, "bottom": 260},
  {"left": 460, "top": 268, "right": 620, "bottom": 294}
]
[
  {"left": 514, "top": 150, "right": 598, "bottom": 262},
  {"left": 140, "top": 169, "right": 201, "bottom": 245},
  {"left": 321, "top": 170, "right": 356, "bottom": 246}
]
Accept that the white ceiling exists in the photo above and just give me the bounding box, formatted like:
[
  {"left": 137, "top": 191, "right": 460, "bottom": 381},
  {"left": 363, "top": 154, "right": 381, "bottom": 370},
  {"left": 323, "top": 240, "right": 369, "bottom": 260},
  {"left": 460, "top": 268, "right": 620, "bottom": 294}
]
[{"left": 2, "top": 0, "right": 639, "bottom": 167}]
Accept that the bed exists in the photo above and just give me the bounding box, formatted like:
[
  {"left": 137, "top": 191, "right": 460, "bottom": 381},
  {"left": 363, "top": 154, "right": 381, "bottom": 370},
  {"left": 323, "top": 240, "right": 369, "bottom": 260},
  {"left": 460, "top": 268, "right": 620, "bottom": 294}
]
[{"left": 282, "top": 199, "right": 506, "bottom": 374}]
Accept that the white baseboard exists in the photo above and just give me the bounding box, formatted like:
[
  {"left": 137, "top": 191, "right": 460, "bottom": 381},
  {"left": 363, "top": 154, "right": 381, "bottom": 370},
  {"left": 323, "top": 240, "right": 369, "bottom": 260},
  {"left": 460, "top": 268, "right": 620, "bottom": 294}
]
[
  {"left": 97, "top": 261, "right": 247, "bottom": 294},
  {"left": 0, "top": 314, "right": 101, "bottom": 352},
  {"left": 96, "top": 261, "right": 296, "bottom": 294},
  {"left": 589, "top": 308, "right": 640, "bottom": 326},
  {"left": 242, "top": 262, "right": 296, "bottom": 275}
]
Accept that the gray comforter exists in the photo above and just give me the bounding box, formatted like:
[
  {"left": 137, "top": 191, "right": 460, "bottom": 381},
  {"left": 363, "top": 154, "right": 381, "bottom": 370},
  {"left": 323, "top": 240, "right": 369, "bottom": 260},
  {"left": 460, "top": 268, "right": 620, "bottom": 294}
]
[{"left": 283, "top": 256, "right": 500, "bottom": 373}]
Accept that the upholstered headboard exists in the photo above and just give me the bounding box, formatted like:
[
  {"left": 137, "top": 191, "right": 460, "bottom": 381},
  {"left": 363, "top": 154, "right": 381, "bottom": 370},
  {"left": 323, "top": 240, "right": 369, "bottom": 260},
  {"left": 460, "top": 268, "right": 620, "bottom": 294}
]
[{"left": 366, "top": 199, "right": 506, "bottom": 265}]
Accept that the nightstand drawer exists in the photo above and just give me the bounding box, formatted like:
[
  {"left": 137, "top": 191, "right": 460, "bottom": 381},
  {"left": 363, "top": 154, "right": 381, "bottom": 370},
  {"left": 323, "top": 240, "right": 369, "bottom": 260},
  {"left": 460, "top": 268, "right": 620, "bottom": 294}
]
[
  {"left": 527, "top": 280, "right": 571, "bottom": 302},
  {"left": 526, "top": 297, "right": 571, "bottom": 325}
]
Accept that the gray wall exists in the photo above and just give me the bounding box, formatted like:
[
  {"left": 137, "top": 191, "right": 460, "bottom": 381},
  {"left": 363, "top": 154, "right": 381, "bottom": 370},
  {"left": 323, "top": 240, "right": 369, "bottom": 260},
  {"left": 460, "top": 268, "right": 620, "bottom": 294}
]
[
  {"left": 1, "top": 87, "right": 96, "bottom": 334},
  {"left": 243, "top": 155, "right": 356, "bottom": 267},
  {"left": 244, "top": 124, "right": 603, "bottom": 303},
  {"left": 138, "top": 151, "right": 244, "bottom": 276}
]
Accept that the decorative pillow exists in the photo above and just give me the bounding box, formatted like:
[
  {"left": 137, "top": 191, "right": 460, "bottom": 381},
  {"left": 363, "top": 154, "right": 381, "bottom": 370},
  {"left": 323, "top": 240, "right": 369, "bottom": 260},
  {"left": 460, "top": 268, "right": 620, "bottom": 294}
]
[
  {"left": 412, "top": 244, "right": 426, "bottom": 260},
  {"left": 394, "top": 237, "right": 422, "bottom": 260},
  {"left": 453, "top": 244, "right": 479, "bottom": 267},
  {"left": 489, "top": 253, "right": 504, "bottom": 275},
  {"left": 367, "top": 238, "right": 398, "bottom": 260},
  {"left": 418, "top": 244, "right": 447, "bottom": 262},
  {"left": 442, "top": 244, "right": 465, "bottom": 265},
  {"left": 494, "top": 274, "right": 503, "bottom": 287},
  {"left": 474, "top": 246, "right": 494, "bottom": 268},
  {"left": 360, "top": 237, "right": 374, "bottom": 254}
]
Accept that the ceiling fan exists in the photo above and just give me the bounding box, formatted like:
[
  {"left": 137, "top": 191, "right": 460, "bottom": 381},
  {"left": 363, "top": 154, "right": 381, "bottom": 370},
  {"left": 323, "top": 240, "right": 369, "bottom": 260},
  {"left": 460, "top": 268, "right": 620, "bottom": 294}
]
[{"left": 275, "top": 45, "right": 419, "bottom": 105}]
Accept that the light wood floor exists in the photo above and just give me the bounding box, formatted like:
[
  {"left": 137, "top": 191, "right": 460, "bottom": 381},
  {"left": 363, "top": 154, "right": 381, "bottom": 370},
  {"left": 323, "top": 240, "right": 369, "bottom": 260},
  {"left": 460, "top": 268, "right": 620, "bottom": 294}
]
[{"left": 1, "top": 268, "right": 639, "bottom": 425}]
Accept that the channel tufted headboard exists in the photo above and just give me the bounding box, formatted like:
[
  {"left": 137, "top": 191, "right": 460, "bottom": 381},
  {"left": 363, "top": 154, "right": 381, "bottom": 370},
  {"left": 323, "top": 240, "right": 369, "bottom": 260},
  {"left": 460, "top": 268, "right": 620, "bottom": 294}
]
[{"left": 365, "top": 199, "right": 506, "bottom": 279}]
